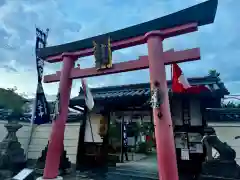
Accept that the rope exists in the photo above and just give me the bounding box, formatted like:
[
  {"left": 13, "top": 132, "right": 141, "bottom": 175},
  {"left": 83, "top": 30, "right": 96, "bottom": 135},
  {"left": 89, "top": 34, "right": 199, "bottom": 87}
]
[{"left": 88, "top": 114, "right": 95, "bottom": 143}]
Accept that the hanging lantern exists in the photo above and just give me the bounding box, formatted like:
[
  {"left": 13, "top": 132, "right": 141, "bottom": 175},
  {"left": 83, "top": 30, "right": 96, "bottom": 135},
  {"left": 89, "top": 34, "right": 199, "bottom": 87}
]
[{"left": 98, "top": 115, "right": 108, "bottom": 138}]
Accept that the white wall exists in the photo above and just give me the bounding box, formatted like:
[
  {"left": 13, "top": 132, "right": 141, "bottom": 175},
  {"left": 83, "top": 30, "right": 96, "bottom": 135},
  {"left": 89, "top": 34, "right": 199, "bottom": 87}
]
[
  {"left": 0, "top": 120, "right": 81, "bottom": 163},
  {"left": 27, "top": 122, "right": 81, "bottom": 164},
  {"left": 0, "top": 120, "right": 31, "bottom": 153},
  {"left": 208, "top": 122, "right": 240, "bottom": 164},
  {"left": 85, "top": 113, "right": 103, "bottom": 143},
  {"left": 27, "top": 113, "right": 101, "bottom": 163}
]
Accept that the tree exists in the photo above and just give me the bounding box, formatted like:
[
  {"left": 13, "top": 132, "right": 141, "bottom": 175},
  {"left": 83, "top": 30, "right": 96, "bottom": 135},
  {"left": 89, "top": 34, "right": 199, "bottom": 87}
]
[
  {"left": 221, "top": 101, "right": 240, "bottom": 108},
  {"left": 208, "top": 69, "right": 220, "bottom": 77},
  {"left": 0, "top": 87, "right": 27, "bottom": 117}
]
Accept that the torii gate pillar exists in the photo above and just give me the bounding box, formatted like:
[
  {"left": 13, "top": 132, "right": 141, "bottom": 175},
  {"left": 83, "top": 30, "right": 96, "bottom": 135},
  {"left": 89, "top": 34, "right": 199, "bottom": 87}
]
[
  {"left": 146, "top": 31, "right": 178, "bottom": 180},
  {"left": 43, "top": 55, "right": 75, "bottom": 179}
]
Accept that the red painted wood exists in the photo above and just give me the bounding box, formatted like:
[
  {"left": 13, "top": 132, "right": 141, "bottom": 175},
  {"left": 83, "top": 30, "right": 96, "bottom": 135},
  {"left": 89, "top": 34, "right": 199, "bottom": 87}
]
[
  {"left": 45, "top": 23, "right": 198, "bottom": 63},
  {"left": 43, "top": 48, "right": 200, "bottom": 83},
  {"left": 146, "top": 31, "right": 179, "bottom": 180},
  {"left": 43, "top": 56, "right": 75, "bottom": 179}
]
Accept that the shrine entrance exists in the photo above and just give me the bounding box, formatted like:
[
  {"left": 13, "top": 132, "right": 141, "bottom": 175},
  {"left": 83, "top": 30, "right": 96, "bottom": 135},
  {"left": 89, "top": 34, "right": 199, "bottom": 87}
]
[{"left": 37, "top": 0, "right": 218, "bottom": 179}]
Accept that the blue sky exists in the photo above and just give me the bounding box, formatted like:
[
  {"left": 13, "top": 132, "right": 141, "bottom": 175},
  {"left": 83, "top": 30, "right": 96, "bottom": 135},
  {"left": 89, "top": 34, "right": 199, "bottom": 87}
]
[{"left": 0, "top": 0, "right": 239, "bottom": 100}]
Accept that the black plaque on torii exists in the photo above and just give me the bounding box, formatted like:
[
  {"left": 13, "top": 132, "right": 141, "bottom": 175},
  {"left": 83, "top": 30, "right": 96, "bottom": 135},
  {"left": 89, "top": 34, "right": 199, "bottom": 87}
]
[{"left": 93, "top": 37, "right": 112, "bottom": 70}]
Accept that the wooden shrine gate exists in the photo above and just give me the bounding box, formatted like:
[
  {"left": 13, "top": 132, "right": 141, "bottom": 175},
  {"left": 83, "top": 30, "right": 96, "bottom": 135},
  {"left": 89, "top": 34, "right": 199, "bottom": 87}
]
[{"left": 37, "top": 0, "right": 218, "bottom": 179}]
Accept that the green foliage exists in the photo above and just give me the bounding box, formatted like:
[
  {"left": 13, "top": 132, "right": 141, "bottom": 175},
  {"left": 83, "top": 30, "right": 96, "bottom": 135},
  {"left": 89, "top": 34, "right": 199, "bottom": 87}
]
[
  {"left": 208, "top": 69, "right": 220, "bottom": 77},
  {"left": 131, "top": 122, "right": 141, "bottom": 137},
  {"left": 136, "top": 142, "right": 152, "bottom": 154},
  {"left": 140, "top": 122, "right": 155, "bottom": 136},
  {"left": 109, "top": 124, "right": 120, "bottom": 139},
  {"left": 221, "top": 101, "right": 240, "bottom": 108},
  {"left": 137, "top": 142, "right": 147, "bottom": 153},
  {"left": 0, "top": 87, "right": 26, "bottom": 115}
]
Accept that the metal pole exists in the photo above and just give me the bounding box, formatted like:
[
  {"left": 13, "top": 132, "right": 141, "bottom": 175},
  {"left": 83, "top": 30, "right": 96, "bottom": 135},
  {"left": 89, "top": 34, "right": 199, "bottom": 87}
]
[{"left": 25, "top": 98, "right": 37, "bottom": 159}]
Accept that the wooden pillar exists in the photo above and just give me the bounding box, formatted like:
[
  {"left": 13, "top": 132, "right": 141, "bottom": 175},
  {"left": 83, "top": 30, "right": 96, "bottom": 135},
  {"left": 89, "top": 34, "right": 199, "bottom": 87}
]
[
  {"left": 145, "top": 31, "right": 179, "bottom": 180},
  {"left": 76, "top": 106, "right": 88, "bottom": 171},
  {"left": 120, "top": 115, "right": 124, "bottom": 163},
  {"left": 43, "top": 55, "right": 75, "bottom": 179},
  {"left": 100, "top": 110, "right": 111, "bottom": 170}
]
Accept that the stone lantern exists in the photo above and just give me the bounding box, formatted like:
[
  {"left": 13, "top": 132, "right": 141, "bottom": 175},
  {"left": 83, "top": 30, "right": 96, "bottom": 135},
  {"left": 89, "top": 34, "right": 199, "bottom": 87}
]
[{"left": 0, "top": 113, "right": 26, "bottom": 178}]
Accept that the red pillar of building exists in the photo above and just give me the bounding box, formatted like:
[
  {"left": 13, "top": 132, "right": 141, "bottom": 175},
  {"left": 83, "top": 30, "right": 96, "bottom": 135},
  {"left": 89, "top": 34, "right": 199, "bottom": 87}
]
[
  {"left": 145, "top": 31, "right": 179, "bottom": 180},
  {"left": 43, "top": 55, "right": 75, "bottom": 179}
]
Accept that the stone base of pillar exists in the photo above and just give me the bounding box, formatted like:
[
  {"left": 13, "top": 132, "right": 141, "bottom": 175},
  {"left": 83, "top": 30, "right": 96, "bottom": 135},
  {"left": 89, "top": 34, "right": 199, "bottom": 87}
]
[
  {"left": 36, "top": 176, "right": 63, "bottom": 180},
  {"left": 35, "top": 142, "right": 72, "bottom": 175}
]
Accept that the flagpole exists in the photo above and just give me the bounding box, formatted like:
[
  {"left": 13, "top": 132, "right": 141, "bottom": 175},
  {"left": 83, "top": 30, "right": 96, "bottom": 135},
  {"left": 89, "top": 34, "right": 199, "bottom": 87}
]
[
  {"left": 25, "top": 96, "right": 37, "bottom": 159},
  {"left": 25, "top": 28, "right": 49, "bottom": 159}
]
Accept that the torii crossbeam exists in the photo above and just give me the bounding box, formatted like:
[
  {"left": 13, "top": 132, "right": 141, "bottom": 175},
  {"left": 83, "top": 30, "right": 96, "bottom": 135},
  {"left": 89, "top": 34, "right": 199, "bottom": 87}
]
[
  {"left": 38, "top": 0, "right": 218, "bottom": 180},
  {"left": 44, "top": 48, "right": 200, "bottom": 83}
]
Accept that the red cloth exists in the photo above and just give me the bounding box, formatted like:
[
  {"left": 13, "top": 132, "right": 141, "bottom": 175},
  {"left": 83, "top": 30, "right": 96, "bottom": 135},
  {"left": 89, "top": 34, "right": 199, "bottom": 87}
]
[
  {"left": 185, "top": 85, "right": 210, "bottom": 93},
  {"left": 172, "top": 64, "right": 185, "bottom": 92},
  {"left": 172, "top": 64, "right": 210, "bottom": 94},
  {"left": 146, "top": 135, "right": 151, "bottom": 142}
]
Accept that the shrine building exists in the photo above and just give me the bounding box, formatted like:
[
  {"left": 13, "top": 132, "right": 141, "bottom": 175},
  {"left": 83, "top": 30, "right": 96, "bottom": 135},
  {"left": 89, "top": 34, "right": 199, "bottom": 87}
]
[{"left": 1, "top": 73, "right": 240, "bottom": 168}]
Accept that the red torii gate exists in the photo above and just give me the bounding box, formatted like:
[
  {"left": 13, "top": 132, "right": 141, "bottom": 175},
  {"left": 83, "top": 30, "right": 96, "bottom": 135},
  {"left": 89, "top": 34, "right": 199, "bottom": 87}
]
[{"left": 38, "top": 0, "right": 218, "bottom": 179}]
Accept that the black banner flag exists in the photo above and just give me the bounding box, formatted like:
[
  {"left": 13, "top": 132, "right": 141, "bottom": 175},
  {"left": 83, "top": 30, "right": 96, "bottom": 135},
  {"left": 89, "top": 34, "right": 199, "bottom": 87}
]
[{"left": 32, "top": 28, "right": 50, "bottom": 125}]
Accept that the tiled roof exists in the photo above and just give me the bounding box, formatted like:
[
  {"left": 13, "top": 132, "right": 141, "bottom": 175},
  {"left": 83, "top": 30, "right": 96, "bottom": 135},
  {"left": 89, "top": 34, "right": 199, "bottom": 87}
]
[{"left": 70, "top": 76, "right": 229, "bottom": 105}]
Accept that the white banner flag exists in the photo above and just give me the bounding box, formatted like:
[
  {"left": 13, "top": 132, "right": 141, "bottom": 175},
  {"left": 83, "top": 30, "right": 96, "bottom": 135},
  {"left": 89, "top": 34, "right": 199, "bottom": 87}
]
[{"left": 81, "top": 79, "right": 94, "bottom": 111}]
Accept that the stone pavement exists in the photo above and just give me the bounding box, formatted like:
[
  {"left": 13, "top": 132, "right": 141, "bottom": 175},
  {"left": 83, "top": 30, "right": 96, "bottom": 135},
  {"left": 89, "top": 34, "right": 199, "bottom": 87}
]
[
  {"left": 34, "top": 154, "right": 198, "bottom": 180},
  {"left": 56, "top": 154, "right": 159, "bottom": 180},
  {"left": 118, "top": 152, "right": 148, "bottom": 162}
]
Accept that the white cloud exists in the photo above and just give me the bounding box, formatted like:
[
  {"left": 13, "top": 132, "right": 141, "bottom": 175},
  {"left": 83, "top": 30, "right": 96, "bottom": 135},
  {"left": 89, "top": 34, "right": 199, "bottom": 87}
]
[
  {"left": 0, "top": 60, "right": 37, "bottom": 94},
  {"left": 0, "top": 58, "right": 121, "bottom": 100},
  {"left": 0, "top": 0, "right": 239, "bottom": 99}
]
